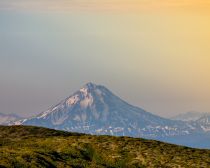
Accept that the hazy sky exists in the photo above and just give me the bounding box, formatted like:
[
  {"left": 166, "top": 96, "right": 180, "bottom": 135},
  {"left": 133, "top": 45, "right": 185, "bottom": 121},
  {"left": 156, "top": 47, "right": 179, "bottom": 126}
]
[{"left": 0, "top": 0, "right": 210, "bottom": 117}]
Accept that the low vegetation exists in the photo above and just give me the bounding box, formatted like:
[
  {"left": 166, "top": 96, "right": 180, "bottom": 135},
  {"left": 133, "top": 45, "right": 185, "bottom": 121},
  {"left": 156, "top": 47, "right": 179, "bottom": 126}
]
[{"left": 0, "top": 126, "right": 209, "bottom": 168}]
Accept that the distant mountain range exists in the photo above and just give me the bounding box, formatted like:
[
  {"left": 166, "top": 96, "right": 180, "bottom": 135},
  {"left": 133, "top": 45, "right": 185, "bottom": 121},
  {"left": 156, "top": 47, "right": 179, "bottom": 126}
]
[
  {"left": 0, "top": 113, "right": 21, "bottom": 125},
  {"left": 4, "top": 83, "right": 210, "bottom": 148},
  {"left": 171, "top": 111, "right": 210, "bottom": 121}
]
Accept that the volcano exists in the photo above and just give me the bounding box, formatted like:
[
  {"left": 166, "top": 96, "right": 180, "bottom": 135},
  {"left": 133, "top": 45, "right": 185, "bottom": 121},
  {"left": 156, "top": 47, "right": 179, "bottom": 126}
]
[{"left": 14, "top": 83, "right": 210, "bottom": 148}]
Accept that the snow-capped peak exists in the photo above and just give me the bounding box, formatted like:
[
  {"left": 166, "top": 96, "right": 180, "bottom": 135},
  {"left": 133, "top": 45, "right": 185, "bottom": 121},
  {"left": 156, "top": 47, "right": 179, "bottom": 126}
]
[
  {"left": 67, "top": 83, "right": 98, "bottom": 108},
  {"left": 35, "top": 83, "right": 101, "bottom": 119}
]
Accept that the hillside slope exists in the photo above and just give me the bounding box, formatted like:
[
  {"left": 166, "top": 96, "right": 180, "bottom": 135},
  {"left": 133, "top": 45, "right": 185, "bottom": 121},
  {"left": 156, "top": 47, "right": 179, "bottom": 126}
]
[{"left": 0, "top": 126, "right": 210, "bottom": 168}]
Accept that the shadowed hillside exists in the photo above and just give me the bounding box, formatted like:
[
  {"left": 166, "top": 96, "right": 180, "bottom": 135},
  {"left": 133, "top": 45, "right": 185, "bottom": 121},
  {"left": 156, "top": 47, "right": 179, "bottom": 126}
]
[{"left": 0, "top": 126, "right": 210, "bottom": 168}]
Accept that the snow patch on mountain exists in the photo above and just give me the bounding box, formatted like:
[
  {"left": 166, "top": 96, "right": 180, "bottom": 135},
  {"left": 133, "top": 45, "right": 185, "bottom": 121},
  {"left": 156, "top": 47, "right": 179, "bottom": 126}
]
[{"left": 67, "top": 95, "right": 80, "bottom": 106}]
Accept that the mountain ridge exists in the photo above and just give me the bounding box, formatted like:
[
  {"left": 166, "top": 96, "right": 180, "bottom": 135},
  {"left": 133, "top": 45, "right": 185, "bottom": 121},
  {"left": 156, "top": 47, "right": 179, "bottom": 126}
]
[{"left": 171, "top": 111, "right": 210, "bottom": 121}]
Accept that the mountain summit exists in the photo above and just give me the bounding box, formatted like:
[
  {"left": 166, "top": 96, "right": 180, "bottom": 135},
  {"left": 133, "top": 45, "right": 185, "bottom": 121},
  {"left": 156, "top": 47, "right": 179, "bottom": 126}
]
[{"left": 14, "top": 83, "right": 210, "bottom": 148}]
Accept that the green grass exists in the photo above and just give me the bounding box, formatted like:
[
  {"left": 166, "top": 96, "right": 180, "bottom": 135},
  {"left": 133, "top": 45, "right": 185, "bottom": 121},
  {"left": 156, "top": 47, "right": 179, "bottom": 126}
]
[{"left": 0, "top": 126, "right": 210, "bottom": 168}]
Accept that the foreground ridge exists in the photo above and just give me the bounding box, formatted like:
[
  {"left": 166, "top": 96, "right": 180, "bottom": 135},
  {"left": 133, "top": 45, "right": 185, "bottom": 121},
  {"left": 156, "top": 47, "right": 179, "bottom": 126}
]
[{"left": 0, "top": 125, "right": 210, "bottom": 168}]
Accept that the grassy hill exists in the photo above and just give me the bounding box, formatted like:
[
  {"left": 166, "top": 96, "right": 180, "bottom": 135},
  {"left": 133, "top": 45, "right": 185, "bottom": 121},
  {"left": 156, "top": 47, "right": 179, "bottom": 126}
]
[{"left": 0, "top": 126, "right": 209, "bottom": 168}]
